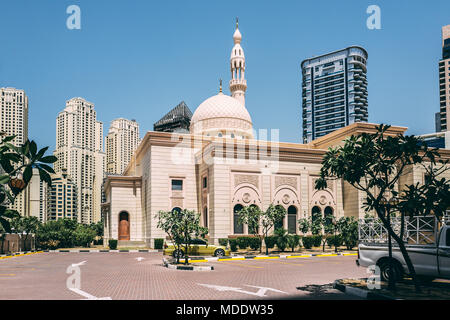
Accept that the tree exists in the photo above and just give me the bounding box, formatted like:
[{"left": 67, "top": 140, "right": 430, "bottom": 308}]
[
  {"left": 11, "top": 216, "right": 41, "bottom": 250},
  {"left": 238, "top": 204, "right": 286, "bottom": 255},
  {"left": 73, "top": 224, "right": 96, "bottom": 247},
  {"left": 297, "top": 218, "right": 310, "bottom": 235},
  {"left": 0, "top": 135, "right": 56, "bottom": 232},
  {"left": 156, "top": 209, "right": 208, "bottom": 265},
  {"left": 336, "top": 217, "right": 358, "bottom": 250},
  {"left": 274, "top": 228, "right": 289, "bottom": 252},
  {"left": 315, "top": 124, "right": 450, "bottom": 292}
]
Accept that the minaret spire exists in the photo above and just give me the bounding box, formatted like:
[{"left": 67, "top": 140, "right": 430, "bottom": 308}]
[
  {"left": 229, "top": 19, "right": 247, "bottom": 106},
  {"left": 219, "top": 79, "right": 222, "bottom": 93}
]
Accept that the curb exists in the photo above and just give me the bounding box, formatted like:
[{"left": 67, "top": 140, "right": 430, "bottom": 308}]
[
  {"left": 182, "top": 252, "right": 357, "bottom": 263},
  {"left": 45, "top": 249, "right": 160, "bottom": 253},
  {"left": 333, "top": 280, "right": 395, "bottom": 300},
  {"left": 0, "top": 251, "right": 44, "bottom": 260},
  {"left": 163, "top": 258, "right": 214, "bottom": 271}
]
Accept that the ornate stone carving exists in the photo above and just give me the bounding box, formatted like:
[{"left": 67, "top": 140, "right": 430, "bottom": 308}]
[
  {"left": 282, "top": 194, "right": 290, "bottom": 204},
  {"left": 242, "top": 193, "right": 251, "bottom": 203},
  {"left": 172, "top": 198, "right": 183, "bottom": 208},
  {"left": 234, "top": 174, "right": 259, "bottom": 188},
  {"left": 275, "top": 176, "right": 297, "bottom": 190}
]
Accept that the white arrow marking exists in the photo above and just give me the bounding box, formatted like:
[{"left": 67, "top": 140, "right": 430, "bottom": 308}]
[
  {"left": 198, "top": 283, "right": 287, "bottom": 297},
  {"left": 71, "top": 261, "right": 87, "bottom": 268},
  {"left": 135, "top": 257, "right": 145, "bottom": 262},
  {"left": 69, "top": 288, "right": 111, "bottom": 300}
]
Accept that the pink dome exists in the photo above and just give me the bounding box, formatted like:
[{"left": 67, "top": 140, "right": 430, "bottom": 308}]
[{"left": 191, "top": 92, "right": 252, "bottom": 124}]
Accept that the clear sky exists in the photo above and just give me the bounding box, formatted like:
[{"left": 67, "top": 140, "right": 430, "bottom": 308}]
[{"left": 1, "top": 0, "right": 449, "bottom": 150}]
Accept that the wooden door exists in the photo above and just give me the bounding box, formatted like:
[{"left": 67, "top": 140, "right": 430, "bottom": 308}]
[{"left": 118, "top": 212, "right": 130, "bottom": 240}]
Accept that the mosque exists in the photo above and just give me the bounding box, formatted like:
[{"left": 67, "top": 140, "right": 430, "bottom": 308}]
[{"left": 102, "top": 21, "right": 420, "bottom": 247}]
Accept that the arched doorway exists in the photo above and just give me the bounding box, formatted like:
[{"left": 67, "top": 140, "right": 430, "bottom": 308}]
[
  {"left": 287, "top": 206, "right": 297, "bottom": 234},
  {"left": 118, "top": 211, "right": 130, "bottom": 240},
  {"left": 172, "top": 207, "right": 182, "bottom": 213},
  {"left": 233, "top": 204, "right": 244, "bottom": 234}
]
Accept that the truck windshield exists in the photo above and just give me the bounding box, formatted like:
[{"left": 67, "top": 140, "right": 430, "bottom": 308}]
[{"left": 446, "top": 229, "right": 450, "bottom": 247}]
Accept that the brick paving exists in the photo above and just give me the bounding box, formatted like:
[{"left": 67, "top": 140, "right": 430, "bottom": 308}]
[{"left": 0, "top": 252, "right": 368, "bottom": 300}]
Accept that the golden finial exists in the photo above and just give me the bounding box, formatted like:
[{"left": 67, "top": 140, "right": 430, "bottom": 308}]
[
  {"left": 236, "top": 17, "right": 239, "bottom": 29},
  {"left": 219, "top": 79, "right": 223, "bottom": 93}
]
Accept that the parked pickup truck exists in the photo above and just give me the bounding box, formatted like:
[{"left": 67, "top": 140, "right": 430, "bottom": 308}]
[{"left": 357, "top": 216, "right": 450, "bottom": 282}]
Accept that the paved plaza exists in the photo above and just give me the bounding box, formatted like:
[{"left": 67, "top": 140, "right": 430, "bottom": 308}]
[{"left": 0, "top": 252, "right": 368, "bottom": 300}]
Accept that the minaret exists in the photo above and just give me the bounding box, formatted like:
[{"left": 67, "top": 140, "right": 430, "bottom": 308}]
[{"left": 229, "top": 18, "right": 247, "bottom": 106}]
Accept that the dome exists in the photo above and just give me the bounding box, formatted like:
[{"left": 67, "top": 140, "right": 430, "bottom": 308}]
[{"left": 190, "top": 92, "right": 253, "bottom": 138}]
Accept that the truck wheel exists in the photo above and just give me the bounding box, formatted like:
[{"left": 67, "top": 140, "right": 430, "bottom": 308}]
[{"left": 379, "top": 260, "right": 403, "bottom": 282}]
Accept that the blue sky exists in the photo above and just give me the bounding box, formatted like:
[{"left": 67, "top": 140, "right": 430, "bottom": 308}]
[{"left": 0, "top": 0, "right": 449, "bottom": 150}]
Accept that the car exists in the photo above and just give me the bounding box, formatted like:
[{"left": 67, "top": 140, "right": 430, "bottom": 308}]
[{"left": 163, "top": 239, "right": 231, "bottom": 258}]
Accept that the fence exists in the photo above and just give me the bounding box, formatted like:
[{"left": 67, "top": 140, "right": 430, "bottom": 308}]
[
  {"left": 358, "top": 214, "right": 448, "bottom": 245},
  {"left": 0, "top": 234, "right": 35, "bottom": 254}
]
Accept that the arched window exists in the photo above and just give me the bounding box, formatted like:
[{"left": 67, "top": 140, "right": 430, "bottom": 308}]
[
  {"left": 287, "top": 206, "right": 297, "bottom": 234},
  {"left": 172, "top": 207, "right": 182, "bottom": 213},
  {"left": 312, "top": 206, "right": 321, "bottom": 224},
  {"left": 248, "top": 205, "right": 259, "bottom": 234},
  {"left": 274, "top": 205, "right": 285, "bottom": 230},
  {"left": 204, "top": 207, "right": 208, "bottom": 228},
  {"left": 324, "top": 206, "right": 334, "bottom": 225},
  {"left": 118, "top": 211, "right": 130, "bottom": 241},
  {"left": 233, "top": 204, "right": 244, "bottom": 234}
]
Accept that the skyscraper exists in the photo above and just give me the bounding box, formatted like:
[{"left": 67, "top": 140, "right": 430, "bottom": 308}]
[
  {"left": 53, "top": 97, "right": 105, "bottom": 224},
  {"left": 301, "top": 46, "right": 368, "bottom": 143},
  {"left": 106, "top": 118, "right": 140, "bottom": 175},
  {"left": 0, "top": 87, "right": 29, "bottom": 215},
  {"left": 46, "top": 169, "right": 78, "bottom": 221},
  {"left": 438, "top": 25, "right": 450, "bottom": 131},
  {"left": 27, "top": 168, "right": 48, "bottom": 222}
]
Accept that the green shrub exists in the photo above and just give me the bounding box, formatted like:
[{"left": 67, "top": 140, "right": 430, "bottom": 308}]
[
  {"left": 264, "top": 236, "right": 277, "bottom": 249},
  {"left": 229, "top": 238, "right": 238, "bottom": 252},
  {"left": 236, "top": 237, "right": 250, "bottom": 250},
  {"left": 154, "top": 238, "right": 164, "bottom": 249},
  {"left": 326, "top": 235, "right": 343, "bottom": 248},
  {"left": 312, "top": 235, "right": 323, "bottom": 247},
  {"left": 248, "top": 237, "right": 261, "bottom": 250},
  {"left": 302, "top": 236, "right": 315, "bottom": 249},
  {"left": 274, "top": 228, "right": 289, "bottom": 251},
  {"left": 108, "top": 239, "right": 118, "bottom": 250},
  {"left": 287, "top": 234, "right": 301, "bottom": 252},
  {"left": 218, "top": 238, "right": 229, "bottom": 247}
]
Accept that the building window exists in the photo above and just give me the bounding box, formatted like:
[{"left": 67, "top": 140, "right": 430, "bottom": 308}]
[
  {"left": 171, "top": 179, "right": 183, "bottom": 191},
  {"left": 203, "top": 177, "right": 207, "bottom": 189},
  {"left": 233, "top": 204, "right": 244, "bottom": 234},
  {"left": 287, "top": 206, "right": 297, "bottom": 234}
]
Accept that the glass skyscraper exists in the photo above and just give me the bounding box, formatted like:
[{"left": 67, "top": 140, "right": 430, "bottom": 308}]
[{"left": 301, "top": 46, "right": 368, "bottom": 143}]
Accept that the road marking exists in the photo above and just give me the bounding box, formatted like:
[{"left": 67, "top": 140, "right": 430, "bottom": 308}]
[
  {"left": 135, "top": 257, "right": 145, "bottom": 262},
  {"left": 0, "top": 273, "right": 15, "bottom": 276},
  {"left": 286, "top": 255, "right": 311, "bottom": 258},
  {"left": 218, "top": 258, "right": 245, "bottom": 261},
  {"left": 68, "top": 288, "right": 111, "bottom": 300},
  {"left": 270, "top": 261, "right": 304, "bottom": 266},
  {"left": 218, "top": 261, "right": 263, "bottom": 269},
  {"left": 71, "top": 261, "right": 87, "bottom": 267},
  {"left": 254, "top": 256, "right": 279, "bottom": 260},
  {"left": 198, "top": 283, "right": 287, "bottom": 297}
]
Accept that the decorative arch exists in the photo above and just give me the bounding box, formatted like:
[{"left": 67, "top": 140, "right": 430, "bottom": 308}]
[
  {"left": 118, "top": 211, "right": 130, "bottom": 241},
  {"left": 310, "top": 189, "right": 336, "bottom": 215},
  {"left": 272, "top": 186, "right": 300, "bottom": 210},
  {"left": 311, "top": 206, "right": 321, "bottom": 224},
  {"left": 232, "top": 184, "right": 262, "bottom": 206}
]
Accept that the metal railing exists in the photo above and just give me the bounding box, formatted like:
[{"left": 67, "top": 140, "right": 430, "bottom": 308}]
[{"left": 359, "top": 215, "right": 442, "bottom": 245}]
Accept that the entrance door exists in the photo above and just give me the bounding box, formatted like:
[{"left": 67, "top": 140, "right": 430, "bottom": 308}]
[{"left": 118, "top": 211, "right": 130, "bottom": 240}]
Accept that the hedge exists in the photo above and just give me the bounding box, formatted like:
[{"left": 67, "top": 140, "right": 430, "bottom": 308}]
[
  {"left": 228, "top": 238, "right": 238, "bottom": 252},
  {"left": 236, "top": 237, "right": 249, "bottom": 249},
  {"left": 301, "top": 236, "right": 315, "bottom": 249},
  {"left": 326, "top": 235, "right": 343, "bottom": 248},
  {"left": 154, "top": 238, "right": 164, "bottom": 249},
  {"left": 218, "top": 238, "right": 229, "bottom": 247},
  {"left": 108, "top": 239, "right": 118, "bottom": 250},
  {"left": 312, "top": 235, "right": 323, "bottom": 247},
  {"left": 248, "top": 237, "right": 261, "bottom": 250},
  {"left": 264, "top": 236, "right": 277, "bottom": 249}
]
